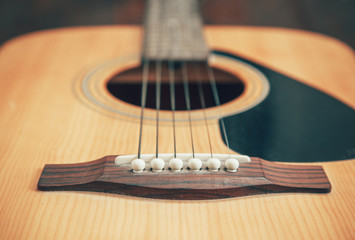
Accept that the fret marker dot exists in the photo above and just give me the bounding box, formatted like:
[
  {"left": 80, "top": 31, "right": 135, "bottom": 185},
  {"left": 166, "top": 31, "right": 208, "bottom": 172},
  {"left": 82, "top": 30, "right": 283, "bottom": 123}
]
[{"left": 131, "top": 159, "right": 145, "bottom": 173}]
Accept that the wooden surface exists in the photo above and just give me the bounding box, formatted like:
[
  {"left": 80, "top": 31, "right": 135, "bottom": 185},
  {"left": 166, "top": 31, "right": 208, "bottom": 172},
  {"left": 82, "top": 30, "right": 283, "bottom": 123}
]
[
  {"left": 0, "top": 26, "right": 355, "bottom": 239},
  {"left": 143, "top": 0, "right": 209, "bottom": 61},
  {"left": 38, "top": 156, "right": 331, "bottom": 199}
]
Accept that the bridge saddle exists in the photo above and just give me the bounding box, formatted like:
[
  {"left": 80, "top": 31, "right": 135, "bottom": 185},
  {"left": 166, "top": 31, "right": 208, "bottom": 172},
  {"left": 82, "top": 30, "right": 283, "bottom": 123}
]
[{"left": 115, "top": 153, "right": 251, "bottom": 173}]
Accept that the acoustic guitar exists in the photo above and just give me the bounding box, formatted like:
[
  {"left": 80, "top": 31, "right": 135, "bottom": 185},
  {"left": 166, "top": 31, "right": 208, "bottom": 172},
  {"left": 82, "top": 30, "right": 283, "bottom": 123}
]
[{"left": 1, "top": 0, "right": 354, "bottom": 239}]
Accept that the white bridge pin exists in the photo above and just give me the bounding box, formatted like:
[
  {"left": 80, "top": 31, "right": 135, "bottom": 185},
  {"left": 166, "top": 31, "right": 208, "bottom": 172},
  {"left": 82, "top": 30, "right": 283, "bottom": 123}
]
[
  {"left": 150, "top": 158, "right": 165, "bottom": 172},
  {"left": 188, "top": 158, "right": 202, "bottom": 172},
  {"left": 131, "top": 159, "right": 145, "bottom": 173},
  {"left": 169, "top": 158, "right": 183, "bottom": 172},
  {"left": 207, "top": 158, "right": 221, "bottom": 172},
  {"left": 225, "top": 158, "right": 240, "bottom": 172}
]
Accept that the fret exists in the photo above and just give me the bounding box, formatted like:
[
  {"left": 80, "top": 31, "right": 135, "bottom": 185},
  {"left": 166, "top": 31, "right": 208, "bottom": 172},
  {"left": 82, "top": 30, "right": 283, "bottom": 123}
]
[{"left": 143, "top": 0, "right": 209, "bottom": 61}]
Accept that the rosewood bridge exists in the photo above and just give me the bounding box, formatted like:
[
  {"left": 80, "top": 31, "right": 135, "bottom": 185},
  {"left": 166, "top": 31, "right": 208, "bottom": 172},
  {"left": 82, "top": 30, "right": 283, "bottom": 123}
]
[{"left": 38, "top": 154, "right": 331, "bottom": 200}]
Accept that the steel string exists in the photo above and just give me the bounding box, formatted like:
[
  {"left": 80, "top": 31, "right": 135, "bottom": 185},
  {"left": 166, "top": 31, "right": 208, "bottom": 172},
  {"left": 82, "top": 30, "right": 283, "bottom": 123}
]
[
  {"left": 205, "top": 62, "right": 231, "bottom": 156},
  {"left": 137, "top": 59, "right": 150, "bottom": 159},
  {"left": 182, "top": 62, "right": 196, "bottom": 158},
  {"left": 194, "top": 62, "right": 213, "bottom": 158}
]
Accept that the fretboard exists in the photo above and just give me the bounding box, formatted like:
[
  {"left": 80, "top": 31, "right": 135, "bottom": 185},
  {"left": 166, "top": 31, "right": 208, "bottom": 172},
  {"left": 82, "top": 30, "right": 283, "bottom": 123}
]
[{"left": 143, "top": 0, "right": 209, "bottom": 61}]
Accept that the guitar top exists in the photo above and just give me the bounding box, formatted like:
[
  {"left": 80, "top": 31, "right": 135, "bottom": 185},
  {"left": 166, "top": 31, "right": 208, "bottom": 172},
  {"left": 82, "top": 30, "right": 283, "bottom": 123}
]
[{"left": 1, "top": 0, "right": 355, "bottom": 239}]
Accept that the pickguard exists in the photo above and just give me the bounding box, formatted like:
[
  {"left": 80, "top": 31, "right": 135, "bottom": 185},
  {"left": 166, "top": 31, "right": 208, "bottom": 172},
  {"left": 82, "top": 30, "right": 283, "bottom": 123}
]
[{"left": 217, "top": 51, "right": 355, "bottom": 162}]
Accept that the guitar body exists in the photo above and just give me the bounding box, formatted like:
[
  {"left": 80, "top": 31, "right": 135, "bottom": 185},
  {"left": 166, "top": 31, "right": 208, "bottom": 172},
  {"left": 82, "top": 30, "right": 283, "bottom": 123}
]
[{"left": 0, "top": 26, "right": 354, "bottom": 239}]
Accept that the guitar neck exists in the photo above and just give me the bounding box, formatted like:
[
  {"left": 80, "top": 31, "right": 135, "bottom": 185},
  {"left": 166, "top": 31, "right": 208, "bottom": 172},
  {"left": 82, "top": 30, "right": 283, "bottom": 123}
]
[{"left": 143, "top": 0, "right": 209, "bottom": 61}]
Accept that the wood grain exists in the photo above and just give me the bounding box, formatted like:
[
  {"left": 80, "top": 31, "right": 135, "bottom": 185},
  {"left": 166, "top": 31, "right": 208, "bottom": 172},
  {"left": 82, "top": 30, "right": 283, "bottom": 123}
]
[
  {"left": 0, "top": 26, "right": 354, "bottom": 239},
  {"left": 37, "top": 156, "right": 331, "bottom": 199},
  {"left": 143, "top": 0, "right": 209, "bottom": 61}
]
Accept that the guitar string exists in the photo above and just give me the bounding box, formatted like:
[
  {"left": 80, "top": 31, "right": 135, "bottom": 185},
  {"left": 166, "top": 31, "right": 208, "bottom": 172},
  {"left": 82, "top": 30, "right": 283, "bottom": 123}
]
[
  {"left": 205, "top": 62, "right": 231, "bottom": 156},
  {"left": 194, "top": 62, "right": 213, "bottom": 158},
  {"left": 137, "top": 59, "right": 150, "bottom": 159},
  {"left": 142, "top": 5, "right": 225, "bottom": 160},
  {"left": 169, "top": 60, "right": 177, "bottom": 158},
  {"left": 179, "top": 3, "right": 198, "bottom": 159},
  {"left": 167, "top": 14, "right": 180, "bottom": 159},
  {"left": 154, "top": 0, "right": 165, "bottom": 160},
  {"left": 155, "top": 60, "right": 162, "bottom": 158},
  {"left": 139, "top": 62, "right": 228, "bottom": 159},
  {"left": 182, "top": 62, "right": 196, "bottom": 158}
]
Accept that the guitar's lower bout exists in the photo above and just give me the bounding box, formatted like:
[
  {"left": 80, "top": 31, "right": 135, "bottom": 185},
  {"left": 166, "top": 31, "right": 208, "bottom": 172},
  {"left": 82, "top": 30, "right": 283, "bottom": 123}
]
[
  {"left": 1, "top": 25, "right": 355, "bottom": 239},
  {"left": 38, "top": 155, "right": 331, "bottom": 200}
]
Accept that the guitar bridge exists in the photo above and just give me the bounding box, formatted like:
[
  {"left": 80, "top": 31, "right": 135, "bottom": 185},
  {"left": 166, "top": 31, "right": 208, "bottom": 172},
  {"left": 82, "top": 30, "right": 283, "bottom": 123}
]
[{"left": 37, "top": 154, "right": 331, "bottom": 200}]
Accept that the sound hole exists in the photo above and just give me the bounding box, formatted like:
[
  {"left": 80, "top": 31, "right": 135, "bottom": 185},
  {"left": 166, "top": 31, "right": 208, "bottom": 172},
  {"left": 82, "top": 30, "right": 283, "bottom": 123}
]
[{"left": 107, "top": 62, "right": 245, "bottom": 110}]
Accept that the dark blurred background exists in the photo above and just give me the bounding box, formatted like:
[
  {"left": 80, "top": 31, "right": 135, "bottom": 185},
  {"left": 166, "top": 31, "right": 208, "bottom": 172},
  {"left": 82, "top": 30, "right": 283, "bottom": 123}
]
[{"left": 0, "top": 0, "right": 354, "bottom": 49}]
